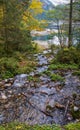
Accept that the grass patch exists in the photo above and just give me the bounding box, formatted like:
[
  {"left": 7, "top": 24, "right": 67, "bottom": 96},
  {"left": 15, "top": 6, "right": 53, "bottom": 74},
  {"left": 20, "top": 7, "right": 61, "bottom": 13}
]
[
  {"left": 27, "top": 75, "right": 40, "bottom": 82},
  {"left": 42, "top": 70, "right": 64, "bottom": 82},
  {"left": 0, "top": 122, "right": 61, "bottom": 130},
  {"left": 48, "top": 64, "right": 78, "bottom": 70},
  {"left": 43, "top": 70, "right": 51, "bottom": 76},
  {"left": 64, "top": 122, "right": 80, "bottom": 130},
  {"left": 72, "top": 70, "right": 80, "bottom": 78},
  {"left": 0, "top": 122, "right": 80, "bottom": 130},
  {"left": 50, "top": 73, "right": 64, "bottom": 82}
]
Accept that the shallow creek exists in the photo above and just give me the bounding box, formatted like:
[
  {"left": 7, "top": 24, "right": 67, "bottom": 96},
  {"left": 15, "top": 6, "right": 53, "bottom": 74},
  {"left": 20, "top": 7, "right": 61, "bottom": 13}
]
[{"left": 0, "top": 50, "right": 80, "bottom": 125}]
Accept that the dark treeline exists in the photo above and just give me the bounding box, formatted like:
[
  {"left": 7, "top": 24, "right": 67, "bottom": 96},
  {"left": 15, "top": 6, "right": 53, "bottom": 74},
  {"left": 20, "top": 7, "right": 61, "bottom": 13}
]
[{"left": 0, "top": 0, "right": 32, "bottom": 56}]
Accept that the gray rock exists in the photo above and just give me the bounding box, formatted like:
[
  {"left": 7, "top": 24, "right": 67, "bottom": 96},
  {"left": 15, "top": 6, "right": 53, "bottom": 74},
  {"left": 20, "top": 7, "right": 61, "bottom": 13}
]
[
  {"left": 1, "top": 92, "right": 7, "bottom": 100},
  {"left": 74, "top": 106, "right": 79, "bottom": 111},
  {"left": 48, "top": 99, "right": 55, "bottom": 108},
  {"left": 0, "top": 114, "right": 4, "bottom": 123},
  {"left": 29, "top": 72, "right": 35, "bottom": 76},
  {"left": 0, "top": 82, "right": 4, "bottom": 87},
  {"left": 39, "top": 86, "right": 56, "bottom": 95},
  {"left": 12, "top": 74, "right": 28, "bottom": 87},
  {"left": 4, "top": 83, "right": 11, "bottom": 87}
]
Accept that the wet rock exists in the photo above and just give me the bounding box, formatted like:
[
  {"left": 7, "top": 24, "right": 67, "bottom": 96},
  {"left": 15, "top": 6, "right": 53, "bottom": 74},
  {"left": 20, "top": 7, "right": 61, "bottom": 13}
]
[
  {"left": 4, "top": 79, "right": 9, "bottom": 83},
  {"left": 4, "top": 83, "right": 11, "bottom": 88},
  {"left": 74, "top": 106, "right": 79, "bottom": 111},
  {"left": 29, "top": 72, "right": 35, "bottom": 76},
  {"left": 38, "top": 55, "right": 48, "bottom": 65},
  {"left": 0, "top": 114, "right": 4, "bottom": 124},
  {"left": 36, "top": 66, "right": 48, "bottom": 73},
  {"left": 0, "top": 81, "right": 4, "bottom": 87},
  {"left": 30, "top": 82, "right": 35, "bottom": 87},
  {"left": 4, "top": 102, "right": 11, "bottom": 109},
  {"left": 34, "top": 54, "right": 38, "bottom": 57},
  {"left": 7, "top": 90, "right": 13, "bottom": 94},
  {"left": 40, "top": 76, "right": 50, "bottom": 83},
  {"left": 13, "top": 82, "right": 23, "bottom": 88},
  {"left": 43, "top": 50, "right": 51, "bottom": 54},
  {"left": 1, "top": 92, "right": 7, "bottom": 100},
  {"left": 39, "top": 86, "right": 56, "bottom": 95},
  {"left": 47, "top": 99, "right": 55, "bottom": 108},
  {"left": 8, "top": 78, "right": 14, "bottom": 84},
  {"left": 75, "top": 98, "right": 80, "bottom": 106},
  {"left": 12, "top": 74, "right": 28, "bottom": 88}
]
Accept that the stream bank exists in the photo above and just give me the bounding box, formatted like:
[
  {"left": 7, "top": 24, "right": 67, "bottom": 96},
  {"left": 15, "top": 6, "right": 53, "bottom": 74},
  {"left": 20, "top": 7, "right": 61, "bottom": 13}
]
[{"left": 0, "top": 50, "right": 80, "bottom": 125}]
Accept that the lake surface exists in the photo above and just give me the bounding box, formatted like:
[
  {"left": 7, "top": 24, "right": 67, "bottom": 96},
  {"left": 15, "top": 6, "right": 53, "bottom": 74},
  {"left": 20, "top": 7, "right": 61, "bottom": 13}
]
[
  {"left": 31, "top": 29, "right": 60, "bottom": 47},
  {"left": 31, "top": 21, "right": 78, "bottom": 47}
]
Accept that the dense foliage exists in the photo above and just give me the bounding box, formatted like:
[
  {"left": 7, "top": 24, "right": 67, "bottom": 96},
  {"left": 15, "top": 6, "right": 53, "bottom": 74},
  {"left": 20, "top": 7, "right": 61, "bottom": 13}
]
[
  {"left": 0, "top": 0, "right": 44, "bottom": 79},
  {"left": 56, "top": 47, "right": 80, "bottom": 65}
]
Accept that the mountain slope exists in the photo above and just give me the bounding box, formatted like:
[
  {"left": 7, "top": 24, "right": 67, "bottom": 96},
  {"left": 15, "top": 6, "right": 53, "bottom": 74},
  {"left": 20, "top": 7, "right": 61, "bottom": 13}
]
[
  {"left": 40, "top": 0, "right": 54, "bottom": 10},
  {"left": 48, "top": 0, "right": 69, "bottom": 6},
  {"left": 37, "top": 0, "right": 69, "bottom": 20},
  {"left": 37, "top": 0, "right": 54, "bottom": 20}
]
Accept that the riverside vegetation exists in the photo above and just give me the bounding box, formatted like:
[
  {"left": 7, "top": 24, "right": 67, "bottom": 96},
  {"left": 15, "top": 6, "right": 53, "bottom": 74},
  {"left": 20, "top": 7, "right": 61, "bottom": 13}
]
[
  {"left": 0, "top": 45, "right": 80, "bottom": 129},
  {"left": 0, "top": 122, "right": 80, "bottom": 130}
]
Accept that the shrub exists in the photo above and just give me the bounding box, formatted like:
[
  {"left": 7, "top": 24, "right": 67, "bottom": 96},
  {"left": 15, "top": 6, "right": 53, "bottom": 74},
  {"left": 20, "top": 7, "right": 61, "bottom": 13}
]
[
  {"left": 56, "top": 47, "right": 80, "bottom": 64},
  {"left": 0, "top": 55, "right": 37, "bottom": 79},
  {"left": 1, "top": 71, "right": 14, "bottom": 79},
  {"left": 0, "top": 57, "right": 18, "bottom": 79}
]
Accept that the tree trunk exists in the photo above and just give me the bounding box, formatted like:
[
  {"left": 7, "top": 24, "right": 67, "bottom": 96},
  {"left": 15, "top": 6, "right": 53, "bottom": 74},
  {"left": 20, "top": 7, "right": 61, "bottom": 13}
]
[
  {"left": 68, "top": 0, "right": 73, "bottom": 48},
  {"left": 3, "top": 0, "right": 8, "bottom": 54}
]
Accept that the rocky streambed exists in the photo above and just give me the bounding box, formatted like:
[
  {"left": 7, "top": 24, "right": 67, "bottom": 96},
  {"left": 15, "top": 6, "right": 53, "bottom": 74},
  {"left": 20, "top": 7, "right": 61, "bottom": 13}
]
[{"left": 0, "top": 50, "right": 80, "bottom": 125}]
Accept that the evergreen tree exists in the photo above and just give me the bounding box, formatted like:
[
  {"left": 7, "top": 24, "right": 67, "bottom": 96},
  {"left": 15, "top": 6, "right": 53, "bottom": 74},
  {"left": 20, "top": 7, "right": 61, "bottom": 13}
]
[{"left": 0, "top": 0, "right": 31, "bottom": 55}]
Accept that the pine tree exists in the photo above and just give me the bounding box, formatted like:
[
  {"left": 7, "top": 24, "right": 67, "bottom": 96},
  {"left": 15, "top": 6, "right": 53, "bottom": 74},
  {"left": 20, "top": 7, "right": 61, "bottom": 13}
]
[{"left": 0, "top": 0, "right": 31, "bottom": 55}]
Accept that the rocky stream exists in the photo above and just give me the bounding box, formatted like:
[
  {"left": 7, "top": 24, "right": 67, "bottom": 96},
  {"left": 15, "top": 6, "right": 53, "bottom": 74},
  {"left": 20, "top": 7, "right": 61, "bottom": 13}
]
[{"left": 0, "top": 50, "right": 80, "bottom": 125}]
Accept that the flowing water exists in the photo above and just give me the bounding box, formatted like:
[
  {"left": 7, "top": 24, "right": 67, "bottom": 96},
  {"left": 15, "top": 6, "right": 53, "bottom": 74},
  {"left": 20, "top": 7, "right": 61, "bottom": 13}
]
[{"left": 0, "top": 50, "right": 80, "bottom": 125}]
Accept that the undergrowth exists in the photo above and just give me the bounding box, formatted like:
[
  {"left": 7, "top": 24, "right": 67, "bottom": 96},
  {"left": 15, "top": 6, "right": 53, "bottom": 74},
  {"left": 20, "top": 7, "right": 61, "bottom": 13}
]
[
  {"left": 0, "top": 122, "right": 80, "bottom": 130},
  {"left": 0, "top": 52, "right": 37, "bottom": 79},
  {"left": 48, "top": 64, "right": 78, "bottom": 70}
]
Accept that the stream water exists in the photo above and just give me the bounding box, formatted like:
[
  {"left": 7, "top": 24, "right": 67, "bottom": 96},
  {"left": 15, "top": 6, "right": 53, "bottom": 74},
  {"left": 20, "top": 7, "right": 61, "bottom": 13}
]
[{"left": 0, "top": 50, "right": 80, "bottom": 125}]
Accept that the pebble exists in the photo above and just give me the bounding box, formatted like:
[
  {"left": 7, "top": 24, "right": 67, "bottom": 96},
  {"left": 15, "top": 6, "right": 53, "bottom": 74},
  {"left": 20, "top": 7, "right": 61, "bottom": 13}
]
[
  {"left": 48, "top": 99, "right": 55, "bottom": 108},
  {"left": 4, "top": 83, "right": 11, "bottom": 87},
  {"left": 1, "top": 93, "right": 7, "bottom": 100},
  {"left": 74, "top": 106, "right": 79, "bottom": 111}
]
